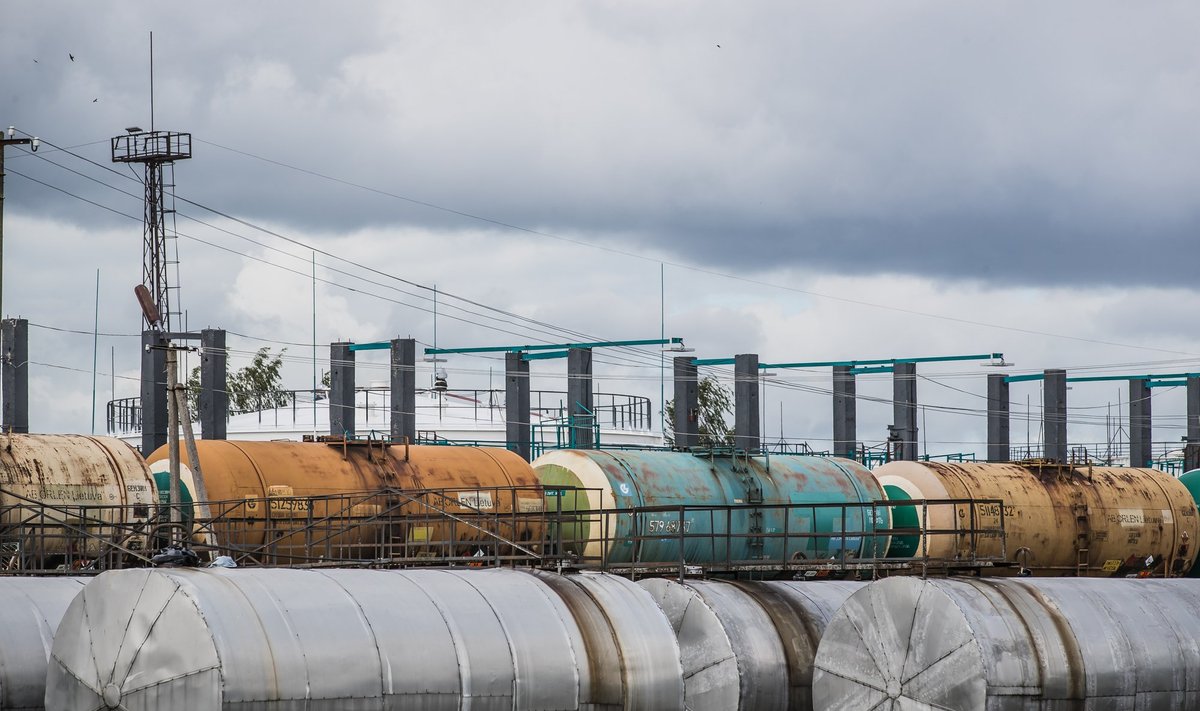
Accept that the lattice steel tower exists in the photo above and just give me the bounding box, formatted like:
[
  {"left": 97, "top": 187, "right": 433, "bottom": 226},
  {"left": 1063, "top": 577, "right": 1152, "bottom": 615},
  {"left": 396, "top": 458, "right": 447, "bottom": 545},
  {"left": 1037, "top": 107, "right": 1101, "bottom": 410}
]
[{"left": 111, "top": 130, "right": 191, "bottom": 330}]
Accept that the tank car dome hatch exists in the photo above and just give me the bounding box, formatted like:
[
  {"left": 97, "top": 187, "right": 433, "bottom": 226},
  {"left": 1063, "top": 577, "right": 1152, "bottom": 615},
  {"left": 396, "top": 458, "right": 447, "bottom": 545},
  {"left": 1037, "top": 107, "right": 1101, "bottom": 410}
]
[
  {"left": 640, "top": 578, "right": 864, "bottom": 711},
  {"left": 1181, "top": 469, "right": 1200, "bottom": 576},
  {"left": 813, "top": 577, "right": 1200, "bottom": 710},
  {"left": 533, "top": 449, "right": 890, "bottom": 565},
  {"left": 874, "top": 461, "right": 1200, "bottom": 576},
  {"left": 46, "top": 567, "right": 685, "bottom": 711}
]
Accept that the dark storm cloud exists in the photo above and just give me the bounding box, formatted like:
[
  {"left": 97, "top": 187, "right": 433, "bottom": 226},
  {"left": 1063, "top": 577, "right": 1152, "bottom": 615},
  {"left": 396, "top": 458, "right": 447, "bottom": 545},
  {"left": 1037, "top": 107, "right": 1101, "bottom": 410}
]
[{"left": 5, "top": 1, "right": 1200, "bottom": 285}]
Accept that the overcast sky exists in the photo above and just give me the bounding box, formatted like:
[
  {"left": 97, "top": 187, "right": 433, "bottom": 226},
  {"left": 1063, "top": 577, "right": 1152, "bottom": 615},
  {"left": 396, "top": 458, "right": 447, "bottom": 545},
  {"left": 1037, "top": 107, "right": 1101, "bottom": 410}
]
[{"left": 3, "top": 1, "right": 1199, "bottom": 459}]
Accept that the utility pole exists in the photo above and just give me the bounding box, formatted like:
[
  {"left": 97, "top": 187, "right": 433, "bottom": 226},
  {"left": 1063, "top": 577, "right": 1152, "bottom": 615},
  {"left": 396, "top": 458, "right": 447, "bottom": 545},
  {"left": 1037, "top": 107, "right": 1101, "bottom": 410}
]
[{"left": 0, "top": 128, "right": 38, "bottom": 424}]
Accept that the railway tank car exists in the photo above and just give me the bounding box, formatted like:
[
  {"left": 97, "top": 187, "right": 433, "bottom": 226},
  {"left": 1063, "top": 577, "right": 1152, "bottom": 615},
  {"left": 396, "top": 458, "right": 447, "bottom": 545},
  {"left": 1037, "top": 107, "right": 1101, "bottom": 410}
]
[
  {"left": 1181, "top": 468, "right": 1200, "bottom": 576},
  {"left": 534, "top": 449, "right": 889, "bottom": 565},
  {"left": 0, "top": 434, "right": 156, "bottom": 564},
  {"left": 875, "top": 460, "right": 1199, "bottom": 576},
  {"left": 145, "top": 439, "right": 545, "bottom": 561}
]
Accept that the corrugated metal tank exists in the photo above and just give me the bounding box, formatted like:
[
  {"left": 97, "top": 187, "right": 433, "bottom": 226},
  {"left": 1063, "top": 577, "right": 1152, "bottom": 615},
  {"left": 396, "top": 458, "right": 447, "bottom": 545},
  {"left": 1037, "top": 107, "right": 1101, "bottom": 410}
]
[
  {"left": 1182, "top": 468, "right": 1200, "bottom": 576},
  {"left": 145, "top": 440, "right": 545, "bottom": 558},
  {"left": 46, "top": 567, "right": 685, "bottom": 711},
  {"left": 0, "top": 577, "right": 86, "bottom": 711},
  {"left": 534, "top": 450, "right": 889, "bottom": 564},
  {"left": 812, "top": 577, "right": 1200, "bottom": 710},
  {"left": 641, "top": 578, "right": 864, "bottom": 711},
  {"left": 875, "top": 461, "right": 1200, "bottom": 576},
  {"left": 0, "top": 434, "right": 156, "bottom": 559}
]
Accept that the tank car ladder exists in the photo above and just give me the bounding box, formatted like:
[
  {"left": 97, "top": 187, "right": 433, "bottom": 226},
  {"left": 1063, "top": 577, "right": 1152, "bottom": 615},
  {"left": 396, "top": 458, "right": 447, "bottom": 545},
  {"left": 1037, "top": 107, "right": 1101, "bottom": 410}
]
[
  {"left": 732, "top": 451, "right": 766, "bottom": 560},
  {"left": 1071, "top": 490, "right": 1091, "bottom": 577}
]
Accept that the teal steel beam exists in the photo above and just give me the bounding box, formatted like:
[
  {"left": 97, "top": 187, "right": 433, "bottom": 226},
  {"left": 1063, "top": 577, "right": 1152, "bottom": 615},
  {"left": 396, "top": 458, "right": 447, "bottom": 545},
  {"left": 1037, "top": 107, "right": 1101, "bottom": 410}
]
[
  {"left": 522, "top": 350, "right": 570, "bottom": 361},
  {"left": 424, "top": 337, "right": 682, "bottom": 356},
  {"left": 1067, "top": 372, "right": 1200, "bottom": 383},
  {"left": 1006, "top": 371, "right": 1200, "bottom": 384},
  {"left": 1148, "top": 380, "right": 1189, "bottom": 388},
  {"left": 347, "top": 342, "right": 391, "bottom": 352},
  {"left": 696, "top": 352, "right": 1003, "bottom": 370},
  {"left": 1004, "top": 373, "right": 1046, "bottom": 383}
]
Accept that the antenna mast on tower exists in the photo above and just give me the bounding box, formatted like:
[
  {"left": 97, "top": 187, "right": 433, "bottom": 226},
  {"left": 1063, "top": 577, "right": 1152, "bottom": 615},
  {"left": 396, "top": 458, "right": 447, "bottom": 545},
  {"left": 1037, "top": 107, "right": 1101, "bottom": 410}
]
[
  {"left": 110, "top": 129, "right": 191, "bottom": 331},
  {"left": 110, "top": 33, "right": 190, "bottom": 331}
]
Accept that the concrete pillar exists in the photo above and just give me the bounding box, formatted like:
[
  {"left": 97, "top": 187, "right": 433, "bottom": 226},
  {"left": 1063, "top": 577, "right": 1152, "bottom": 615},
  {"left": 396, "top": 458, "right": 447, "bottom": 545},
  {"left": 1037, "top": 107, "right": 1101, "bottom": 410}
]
[
  {"left": 1129, "top": 378, "right": 1152, "bottom": 468},
  {"left": 505, "top": 352, "right": 531, "bottom": 460},
  {"left": 986, "top": 373, "right": 1010, "bottom": 462},
  {"left": 734, "top": 353, "right": 760, "bottom": 453},
  {"left": 140, "top": 329, "right": 167, "bottom": 456},
  {"left": 1043, "top": 369, "right": 1067, "bottom": 463},
  {"left": 198, "top": 329, "right": 227, "bottom": 440},
  {"left": 892, "top": 362, "right": 918, "bottom": 461},
  {"left": 390, "top": 338, "right": 416, "bottom": 443},
  {"left": 330, "top": 341, "right": 355, "bottom": 438},
  {"left": 1, "top": 318, "right": 28, "bottom": 434},
  {"left": 673, "top": 356, "right": 699, "bottom": 449},
  {"left": 832, "top": 365, "right": 857, "bottom": 459},
  {"left": 1186, "top": 377, "right": 1200, "bottom": 472},
  {"left": 567, "top": 347, "right": 594, "bottom": 448}
]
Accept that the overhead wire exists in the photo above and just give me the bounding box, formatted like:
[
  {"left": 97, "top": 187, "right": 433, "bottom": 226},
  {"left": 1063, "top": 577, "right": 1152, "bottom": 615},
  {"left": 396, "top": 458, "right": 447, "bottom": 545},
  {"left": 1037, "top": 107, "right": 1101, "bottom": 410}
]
[{"left": 14, "top": 134, "right": 672, "bottom": 372}]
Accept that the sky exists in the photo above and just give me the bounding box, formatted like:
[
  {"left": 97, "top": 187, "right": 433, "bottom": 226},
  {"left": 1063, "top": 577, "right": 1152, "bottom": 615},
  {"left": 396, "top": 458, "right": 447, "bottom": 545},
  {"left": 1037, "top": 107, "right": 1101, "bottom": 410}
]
[{"left": 2, "top": 1, "right": 1199, "bottom": 461}]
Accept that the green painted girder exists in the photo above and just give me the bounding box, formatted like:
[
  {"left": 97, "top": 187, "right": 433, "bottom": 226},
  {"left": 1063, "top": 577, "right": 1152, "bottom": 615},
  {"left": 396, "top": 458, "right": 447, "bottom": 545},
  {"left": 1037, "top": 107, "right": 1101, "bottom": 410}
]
[
  {"left": 693, "top": 352, "right": 1003, "bottom": 369},
  {"left": 347, "top": 342, "right": 391, "bottom": 352},
  {"left": 424, "top": 337, "right": 682, "bottom": 355},
  {"left": 1005, "top": 371, "right": 1200, "bottom": 384}
]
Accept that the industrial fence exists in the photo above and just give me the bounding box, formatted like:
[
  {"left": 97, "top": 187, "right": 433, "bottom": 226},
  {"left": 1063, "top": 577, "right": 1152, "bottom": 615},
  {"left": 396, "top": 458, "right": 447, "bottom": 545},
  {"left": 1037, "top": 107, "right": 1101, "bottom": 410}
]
[
  {"left": 0, "top": 486, "right": 1018, "bottom": 579},
  {"left": 107, "top": 388, "right": 655, "bottom": 436}
]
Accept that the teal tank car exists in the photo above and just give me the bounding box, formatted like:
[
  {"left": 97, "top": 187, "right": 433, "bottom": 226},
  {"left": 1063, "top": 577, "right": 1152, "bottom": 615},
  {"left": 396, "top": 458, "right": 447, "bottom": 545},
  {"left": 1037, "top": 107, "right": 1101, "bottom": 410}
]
[
  {"left": 1182, "top": 469, "right": 1200, "bottom": 577},
  {"left": 534, "top": 449, "right": 889, "bottom": 566}
]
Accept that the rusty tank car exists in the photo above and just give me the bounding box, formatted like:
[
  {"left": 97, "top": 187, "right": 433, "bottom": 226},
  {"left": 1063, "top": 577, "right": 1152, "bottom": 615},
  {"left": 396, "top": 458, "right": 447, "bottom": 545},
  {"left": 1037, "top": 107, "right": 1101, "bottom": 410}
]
[
  {"left": 875, "top": 461, "right": 1199, "bottom": 576},
  {"left": 534, "top": 449, "right": 889, "bottom": 566},
  {"left": 145, "top": 439, "right": 545, "bottom": 562},
  {"left": 0, "top": 434, "right": 156, "bottom": 565}
]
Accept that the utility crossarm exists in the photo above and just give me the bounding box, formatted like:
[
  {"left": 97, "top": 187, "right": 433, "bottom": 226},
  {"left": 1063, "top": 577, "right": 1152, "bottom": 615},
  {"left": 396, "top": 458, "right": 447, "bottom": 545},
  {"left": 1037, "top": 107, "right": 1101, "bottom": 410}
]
[
  {"left": 692, "top": 352, "right": 1004, "bottom": 369},
  {"left": 422, "top": 337, "right": 683, "bottom": 356}
]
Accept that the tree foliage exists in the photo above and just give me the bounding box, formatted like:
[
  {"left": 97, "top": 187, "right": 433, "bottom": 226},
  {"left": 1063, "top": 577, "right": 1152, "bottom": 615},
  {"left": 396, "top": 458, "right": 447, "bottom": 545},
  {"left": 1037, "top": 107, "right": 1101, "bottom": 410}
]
[
  {"left": 187, "top": 347, "right": 291, "bottom": 415},
  {"left": 663, "top": 375, "right": 735, "bottom": 448}
]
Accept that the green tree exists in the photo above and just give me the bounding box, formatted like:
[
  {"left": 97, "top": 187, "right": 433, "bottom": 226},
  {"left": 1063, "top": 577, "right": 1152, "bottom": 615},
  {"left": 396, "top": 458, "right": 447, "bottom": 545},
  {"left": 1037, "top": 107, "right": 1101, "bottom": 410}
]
[
  {"left": 663, "top": 375, "right": 735, "bottom": 448},
  {"left": 187, "top": 347, "right": 290, "bottom": 416}
]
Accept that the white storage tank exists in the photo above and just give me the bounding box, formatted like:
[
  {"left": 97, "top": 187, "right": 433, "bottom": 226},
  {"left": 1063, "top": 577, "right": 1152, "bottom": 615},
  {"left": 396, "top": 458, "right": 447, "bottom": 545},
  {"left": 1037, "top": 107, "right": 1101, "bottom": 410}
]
[
  {"left": 46, "top": 567, "right": 685, "bottom": 710},
  {"left": 813, "top": 577, "right": 1200, "bottom": 709},
  {"left": 641, "top": 578, "right": 864, "bottom": 711},
  {"left": 0, "top": 577, "right": 86, "bottom": 711}
]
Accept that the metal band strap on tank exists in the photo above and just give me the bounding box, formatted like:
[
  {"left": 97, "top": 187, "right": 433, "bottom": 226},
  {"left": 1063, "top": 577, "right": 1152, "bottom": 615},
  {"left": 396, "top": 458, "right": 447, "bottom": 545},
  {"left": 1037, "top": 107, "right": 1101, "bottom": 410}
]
[
  {"left": 472, "top": 446, "right": 519, "bottom": 489},
  {"left": 225, "top": 441, "right": 269, "bottom": 499},
  {"left": 596, "top": 450, "right": 646, "bottom": 506},
  {"left": 1135, "top": 467, "right": 1181, "bottom": 576},
  {"left": 84, "top": 435, "right": 134, "bottom": 507},
  {"left": 936, "top": 463, "right": 984, "bottom": 537}
]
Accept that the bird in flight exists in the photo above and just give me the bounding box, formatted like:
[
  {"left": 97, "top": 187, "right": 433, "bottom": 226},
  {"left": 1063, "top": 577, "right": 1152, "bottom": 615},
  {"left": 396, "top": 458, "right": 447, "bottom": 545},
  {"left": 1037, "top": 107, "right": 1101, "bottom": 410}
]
[
  {"left": 92, "top": 98, "right": 98, "bottom": 103},
  {"left": 69, "top": 53, "right": 75, "bottom": 62}
]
